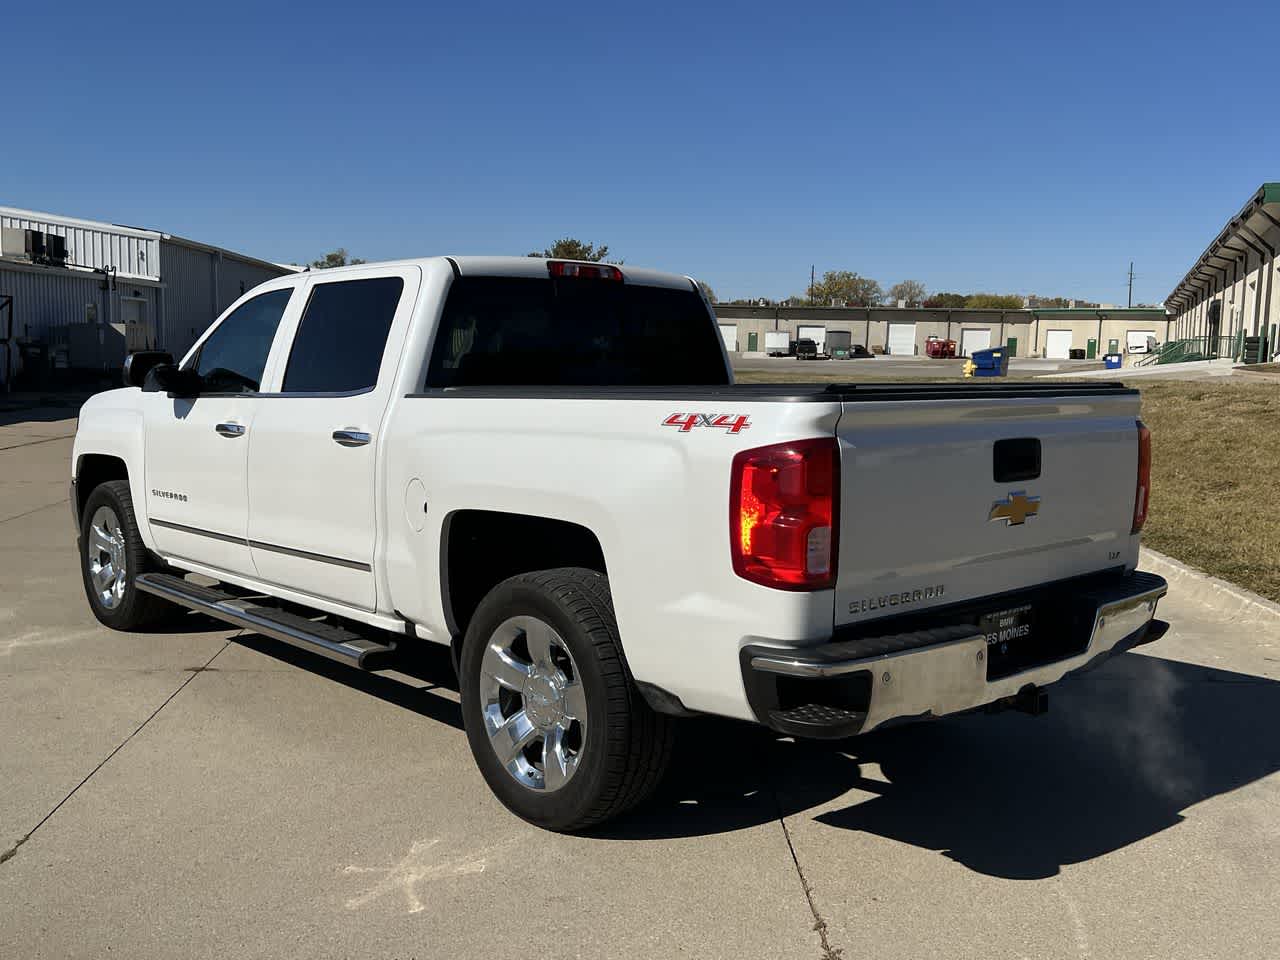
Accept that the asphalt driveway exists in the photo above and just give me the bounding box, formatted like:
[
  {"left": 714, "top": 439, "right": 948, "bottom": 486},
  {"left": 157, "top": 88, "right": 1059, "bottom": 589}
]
[{"left": 2, "top": 414, "right": 1278, "bottom": 959}]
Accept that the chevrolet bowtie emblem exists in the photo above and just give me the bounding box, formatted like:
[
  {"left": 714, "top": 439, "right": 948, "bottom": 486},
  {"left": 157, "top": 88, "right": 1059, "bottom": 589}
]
[{"left": 989, "top": 491, "right": 1041, "bottom": 526}]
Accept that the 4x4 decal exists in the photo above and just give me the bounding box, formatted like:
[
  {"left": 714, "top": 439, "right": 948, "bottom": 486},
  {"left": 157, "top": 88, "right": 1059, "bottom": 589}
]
[{"left": 662, "top": 413, "right": 752, "bottom": 434}]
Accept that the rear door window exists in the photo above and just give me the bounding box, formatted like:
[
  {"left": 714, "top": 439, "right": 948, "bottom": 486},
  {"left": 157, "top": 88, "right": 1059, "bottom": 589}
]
[
  {"left": 425, "top": 277, "right": 728, "bottom": 387},
  {"left": 282, "top": 277, "right": 405, "bottom": 393}
]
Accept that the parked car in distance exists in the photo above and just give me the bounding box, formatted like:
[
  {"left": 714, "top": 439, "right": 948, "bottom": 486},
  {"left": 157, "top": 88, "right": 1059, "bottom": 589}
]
[
  {"left": 795, "top": 338, "right": 820, "bottom": 360},
  {"left": 849, "top": 344, "right": 874, "bottom": 358}
]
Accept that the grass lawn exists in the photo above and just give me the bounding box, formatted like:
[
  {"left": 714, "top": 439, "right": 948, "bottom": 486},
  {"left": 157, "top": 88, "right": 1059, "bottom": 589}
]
[
  {"left": 735, "top": 367, "right": 1280, "bottom": 601},
  {"left": 1137, "top": 379, "right": 1280, "bottom": 601}
]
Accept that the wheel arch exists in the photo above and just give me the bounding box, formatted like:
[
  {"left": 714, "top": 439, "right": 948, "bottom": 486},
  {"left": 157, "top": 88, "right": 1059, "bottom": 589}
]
[
  {"left": 440, "top": 509, "right": 608, "bottom": 649},
  {"left": 73, "top": 453, "right": 130, "bottom": 527}
]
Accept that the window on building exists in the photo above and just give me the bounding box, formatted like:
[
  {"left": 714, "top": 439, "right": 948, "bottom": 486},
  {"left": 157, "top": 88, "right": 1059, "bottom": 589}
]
[
  {"left": 281, "top": 277, "right": 404, "bottom": 393},
  {"left": 191, "top": 288, "right": 293, "bottom": 393}
]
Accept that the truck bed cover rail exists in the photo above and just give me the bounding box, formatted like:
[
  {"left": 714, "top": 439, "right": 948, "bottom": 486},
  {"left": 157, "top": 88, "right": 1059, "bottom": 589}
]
[{"left": 408, "top": 381, "right": 1137, "bottom": 402}]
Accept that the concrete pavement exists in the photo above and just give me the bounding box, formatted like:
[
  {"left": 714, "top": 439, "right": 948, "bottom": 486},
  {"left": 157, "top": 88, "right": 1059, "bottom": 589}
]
[{"left": 3, "top": 413, "right": 1279, "bottom": 959}]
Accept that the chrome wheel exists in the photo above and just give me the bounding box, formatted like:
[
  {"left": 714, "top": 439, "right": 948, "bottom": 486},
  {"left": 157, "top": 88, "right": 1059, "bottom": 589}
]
[
  {"left": 479, "top": 616, "right": 588, "bottom": 792},
  {"left": 87, "top": 505, "right": 128, "bottom": 610}
]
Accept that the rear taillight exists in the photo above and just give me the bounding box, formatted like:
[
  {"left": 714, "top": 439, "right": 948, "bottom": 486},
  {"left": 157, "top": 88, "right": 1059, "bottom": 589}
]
[
  {"left": 547, "top": 261, "right": 623, "bottom": 281},
  {"left": 1132, "top": 421, "right": 1151, "bottom": 534},
  {"left": 730, "top": 438, "right": 838, "bottom": 590}
]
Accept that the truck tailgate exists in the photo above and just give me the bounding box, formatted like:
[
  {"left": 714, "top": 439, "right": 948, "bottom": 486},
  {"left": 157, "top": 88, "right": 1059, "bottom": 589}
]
[{"left": 834, "top": 390, "right": 1141, "bottom": 628}]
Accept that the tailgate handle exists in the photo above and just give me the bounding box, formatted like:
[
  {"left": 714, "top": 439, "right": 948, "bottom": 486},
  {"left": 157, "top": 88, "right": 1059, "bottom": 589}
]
[{"left": 994, "top": 438, "right": 1041, "bottom": 482}]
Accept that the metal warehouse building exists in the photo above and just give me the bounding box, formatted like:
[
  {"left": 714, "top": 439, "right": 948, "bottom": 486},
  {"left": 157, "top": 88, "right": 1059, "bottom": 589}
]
[
  {"left": 712, "top": 303, "right": 1171, "bottom": 359},
  {"left": 0, "top": 206, "right": 292, "bottom": 385},
  {"left": 1165, "top": 183, "right": 1280, "bottom": 364}
]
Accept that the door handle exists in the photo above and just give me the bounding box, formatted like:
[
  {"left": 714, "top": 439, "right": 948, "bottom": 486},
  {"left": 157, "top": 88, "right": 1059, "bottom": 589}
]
[
  {"left": 332, "top": 429, "right": 371, "bottom": 447},
  {"left": 215, "top": 422, "right": 246, "bottom": 438}
]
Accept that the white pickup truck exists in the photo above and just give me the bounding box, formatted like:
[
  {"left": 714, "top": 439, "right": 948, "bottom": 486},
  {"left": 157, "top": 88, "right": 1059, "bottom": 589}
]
[{"left": 71, "top": 256, "right": 1168, "bottom": 830}]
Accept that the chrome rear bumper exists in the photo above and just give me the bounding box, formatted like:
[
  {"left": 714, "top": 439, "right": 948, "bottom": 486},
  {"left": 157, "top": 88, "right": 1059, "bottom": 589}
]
[{"left": 741, "top": 571, "right": 1168, "bottom": 739}]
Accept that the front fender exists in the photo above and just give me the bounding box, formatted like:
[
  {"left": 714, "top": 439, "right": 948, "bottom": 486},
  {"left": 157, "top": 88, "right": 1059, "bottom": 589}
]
[{"left": 72, "top": 389, "right": 153, "bottom": 550}]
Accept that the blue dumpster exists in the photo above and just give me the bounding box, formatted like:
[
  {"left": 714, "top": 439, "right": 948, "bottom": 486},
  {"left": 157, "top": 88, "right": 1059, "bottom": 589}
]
[
  {"left": 970, "top": 347, "right": 1009, "bottom": 377},
  {"left": 1103, "top": 353, "right": 1123, "bottom": 370}
]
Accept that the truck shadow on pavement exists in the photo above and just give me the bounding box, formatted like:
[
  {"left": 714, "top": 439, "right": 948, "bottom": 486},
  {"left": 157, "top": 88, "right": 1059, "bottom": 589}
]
[
  {"left": 222, "top": 628, "right": 1279, "bottom": 879},
  {"left": 232, "top": 632, "right": 466, "bottom": 733},
  {"left": 603, "top": 652, "right": 1280, "bottom": 880}
]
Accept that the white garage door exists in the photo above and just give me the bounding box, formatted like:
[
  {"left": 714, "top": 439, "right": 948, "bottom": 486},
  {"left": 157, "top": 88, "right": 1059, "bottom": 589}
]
[
  {"left": 887, "top": 322, "right": 916, "bottom": 355},
  {"left": 718, "top": 324, "right": 738, "bottom": 353},
  {"left": 1126, "top": 330, "right": 1156, "bottom": 353},
  {"left": 797, "top": 325, "right": 826, "bottom": 353},
  {"left": 1045, "top": 329, "right": 1072, "bottom": 359},
  {"left": 960, "top": 328, "right": 992, "bottom": 357}
]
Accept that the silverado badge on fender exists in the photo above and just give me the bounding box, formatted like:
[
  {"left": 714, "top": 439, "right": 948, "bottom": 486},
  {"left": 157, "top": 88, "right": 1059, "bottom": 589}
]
[{"left": 989, "top": 491, "right": 1040, "bottom": 526}]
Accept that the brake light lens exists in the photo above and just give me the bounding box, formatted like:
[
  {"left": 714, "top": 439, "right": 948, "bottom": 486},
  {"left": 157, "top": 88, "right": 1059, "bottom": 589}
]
[
  {"left": 1132, "top": 421, "right": 1151, "bottom": 534},
  {"left": 547, "top": 261, "right": 624, "bottom": 282},
  {"left": 730, "top": 438, "right": 839, "bottom": 590}
]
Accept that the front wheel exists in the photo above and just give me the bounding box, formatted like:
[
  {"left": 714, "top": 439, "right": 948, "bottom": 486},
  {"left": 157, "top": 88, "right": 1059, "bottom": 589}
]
[
  {"left": 79, "top": 480, "right": 173, "bottom": 630},
  {"left": 459, "top": 568, "right": 673, "bottom": 831}
]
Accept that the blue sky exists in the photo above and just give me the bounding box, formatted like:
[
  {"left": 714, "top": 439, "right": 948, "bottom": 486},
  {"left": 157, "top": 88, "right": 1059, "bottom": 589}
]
[{"left": 5, "top": 0, "right": 1278, "bottom": 304}]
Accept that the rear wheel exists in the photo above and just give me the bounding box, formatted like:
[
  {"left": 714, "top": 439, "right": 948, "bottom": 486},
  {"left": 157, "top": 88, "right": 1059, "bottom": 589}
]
[
  {"left": 79, "top": 480, "right": 173, "bottom": 630},
  {"left": 459, "top": 568, "right": 673, "bottom": 831}
]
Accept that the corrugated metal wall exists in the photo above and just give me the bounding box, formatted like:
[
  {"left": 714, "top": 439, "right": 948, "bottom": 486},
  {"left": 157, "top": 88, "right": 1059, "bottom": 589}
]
[
  {"left": 0, "top": 211, "right": 290, "bottom": 378},
  {"left": 0, "top": 210, "right": 161, "bottom": 280},
  {"left": 158, "top": 240, "right": 218, "bottom": 358},
  {"left": 0, "top": 263, "right": 161, "bottom": 338},
  {"left": 157, "top": 241, "right": 289, "bottom": 359},
  {"left": 0, "top": 265, "right": 106, "bottom": 343},
  {"left": 218, "top": 257, "right": 283, "bottom": 320}
]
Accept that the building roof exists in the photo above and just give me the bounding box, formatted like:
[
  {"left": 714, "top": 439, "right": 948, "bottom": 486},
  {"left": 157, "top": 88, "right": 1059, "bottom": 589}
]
[
  {"left": 0, "top": 205, "right": 161, "bottom": 241},
  {"left": 711, "top": 304, "right": 1168, "bottom": 322},
  {"left": 1166, "top": 183, "right": 1280, "bottom": 309},
  {"left": 0, "top": 205, "right": 289, "bottom": 280},
  {"left": 159, "top": 231, "right": 291, "bottom": 276}
]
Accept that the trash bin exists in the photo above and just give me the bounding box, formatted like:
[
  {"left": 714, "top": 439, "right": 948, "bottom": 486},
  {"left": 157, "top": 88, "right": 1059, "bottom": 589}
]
[
  {"left": 969, "top": 347, "right": 1009, "bottom": 377},
  {"left": 1103, "top": 353, "right": 1123, "bottom": 370}
]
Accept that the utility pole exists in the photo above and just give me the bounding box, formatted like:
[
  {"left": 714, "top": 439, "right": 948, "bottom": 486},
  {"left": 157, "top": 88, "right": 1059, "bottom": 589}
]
[
  {"left": 810, "top": 264, "right": 815, "bottom": 304},
  {"left": 1127, "top": 261, "right": 1135, "bottom": 307}
]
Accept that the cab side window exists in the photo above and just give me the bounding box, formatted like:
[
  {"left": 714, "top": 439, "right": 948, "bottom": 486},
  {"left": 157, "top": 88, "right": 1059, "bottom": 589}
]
[
  {"left": 281, "top": 277, "right": 404, "bottom": 394},
  {"left": 191, "top": 288, "right": 294, "bottom": 393}
]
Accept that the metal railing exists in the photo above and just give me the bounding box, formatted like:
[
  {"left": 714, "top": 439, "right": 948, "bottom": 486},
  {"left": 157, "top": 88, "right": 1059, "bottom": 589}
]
[{"left": 1135, "top": 336, "right": 1240, "bottom": 366}]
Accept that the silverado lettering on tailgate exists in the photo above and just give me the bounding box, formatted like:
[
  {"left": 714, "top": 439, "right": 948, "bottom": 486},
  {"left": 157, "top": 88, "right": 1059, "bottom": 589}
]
[{"left": 849, "top": 585, "right": 945, "bottom": 616}]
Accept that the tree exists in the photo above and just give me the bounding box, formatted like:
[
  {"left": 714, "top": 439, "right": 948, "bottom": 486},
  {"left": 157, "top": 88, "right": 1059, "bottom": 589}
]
[
  {"left": 922, "top": 292, "right": 968, "bottom": 308},
  {"left": 965, "top": 293, "right": 1025, "bottom": 310},
  {"left": 888, "top": 280, "right": 927, "bottom": 306},
  {"left": 528, "top": 237, "right": 614, "bottom": 262},
  {"left": 696, "top": 280, "right": 717, "bottom": 303},
  {"left": 310, "top": 248, "right": 366, "bottom": 269},
  {"left": 806, "top": 270, "right": 883, "bottom": 306}
]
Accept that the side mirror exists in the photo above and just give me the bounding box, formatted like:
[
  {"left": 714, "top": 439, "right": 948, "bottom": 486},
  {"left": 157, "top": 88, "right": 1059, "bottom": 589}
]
[
  {"left": 123, "top": 351, "right": 174, "bottom": 388},
  {"left": 143, "top": 363, "right": 203, "bottom": 398}
]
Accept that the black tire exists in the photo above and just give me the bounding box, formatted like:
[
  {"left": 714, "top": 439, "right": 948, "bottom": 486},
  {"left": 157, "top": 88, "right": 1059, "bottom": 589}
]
[
  {"left": 79, "top": 480, "right": 173, "bottom": 630},
  {"left": 459, "top": 568, "right": 674, "bottom": 831}
]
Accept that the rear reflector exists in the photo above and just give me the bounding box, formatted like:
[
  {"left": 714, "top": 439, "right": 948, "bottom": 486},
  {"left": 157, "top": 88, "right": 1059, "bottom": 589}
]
[
  {"left": 1132, "top": 421, "right": 1151, "bottom": 534},
  {"left": 547, "top": 261, "right": 623, "bottom": 281},
  {"left": 730, "top": 438, "right": 838, "bottom": 591}
]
